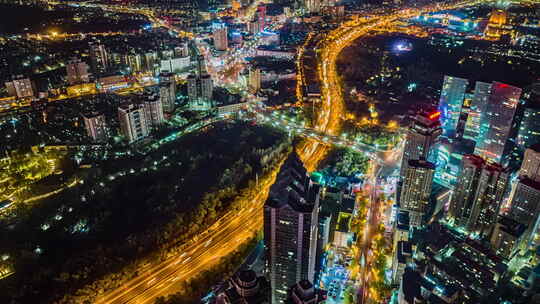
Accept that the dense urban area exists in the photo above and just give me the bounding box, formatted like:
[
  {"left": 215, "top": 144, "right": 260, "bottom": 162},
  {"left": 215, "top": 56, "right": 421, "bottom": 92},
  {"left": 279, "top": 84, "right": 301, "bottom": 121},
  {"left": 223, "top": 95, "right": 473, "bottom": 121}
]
[{"left": 0, "top": 0, "right": 540, "bottom": 303}]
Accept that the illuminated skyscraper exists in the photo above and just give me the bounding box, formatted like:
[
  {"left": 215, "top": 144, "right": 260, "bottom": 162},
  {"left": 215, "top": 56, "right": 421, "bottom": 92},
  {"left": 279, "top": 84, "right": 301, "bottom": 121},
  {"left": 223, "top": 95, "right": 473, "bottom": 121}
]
[
  {"left": 264, "top": 152, "right": 320, "bottom": 304},
  {"left": 142, "top": 93, "right": 165, "bottom": 127},
  {"left": 519, "top": 145, "right": 540, "bottom": 182},
  {"left": 516, "top": 83, "right": 540, "bottom": 151},
  {"left": 213, "top": 23, "right": 228, "bottom": 51},
  {"left": 66, "top": 58, "right": 91, "bottom": 85},
  {"left": 118, "top": 103, "right": 149, "bottom": 143},
  {"left": 89, "top": 42, "right": 109, "bottom": 74},
  {"left": 82, "top": 111, "right": 108, "bottom": 142},
  {"left": 475, "top": 82, "right": 522, "bottom": 164},
  {"left": 400, "top": 110, "right": 442, "bottom": 177},
  {"left": 187, "top": 56, "right": 213, "bottom": 110},
  {"left": 439, "top": 76, "right": 468, "bottom": 137},
  {"left": 508, "top": 177, "right": 540, "bottom": 249},
  {"left": 490, "top": 216, "right": 526, "bottom": 259},
  {"left": 400, "top": 159, "right": 435, "bottom": 228},
  {"left": 464, "top": 82, "right": 492, "bottom": 141},
  {"left": 4, "top": 76, "right": 35, "bottom": 99},
  {"left": 248, "top": 67, "right": 261, "bottom": 93},
  {"left": 257, "top": 5, "right": 266, "bottom": 29},
  {"left": 158, "top": 72, "right": 176, "bottom": 113},
  {"left": 448, "top": 155, "right": 508, "bottom": 238}
]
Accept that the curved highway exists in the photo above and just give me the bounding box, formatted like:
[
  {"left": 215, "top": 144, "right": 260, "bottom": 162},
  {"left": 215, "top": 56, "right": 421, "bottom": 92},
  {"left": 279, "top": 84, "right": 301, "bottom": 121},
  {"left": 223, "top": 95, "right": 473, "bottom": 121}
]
[{"left": 90, "top": 1, "right": 482, "bottom": 303}]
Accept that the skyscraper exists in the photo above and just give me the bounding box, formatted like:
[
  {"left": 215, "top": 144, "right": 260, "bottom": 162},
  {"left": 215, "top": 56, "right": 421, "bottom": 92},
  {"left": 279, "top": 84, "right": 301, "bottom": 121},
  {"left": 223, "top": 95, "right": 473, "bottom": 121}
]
[
  {"left": 516, "top": 83, "right": 540, "bottom": 151},
  {"left": 438, "top": 75, "right": 468, "bottom": 137},
  {"left": 82, "top": 112, "right": 108, "bottom": 142},
  {"left": 508, "top": 177, "right": 540, "bottom": 249},
  {"left": 66, "top": 58, "right": 91, "bottom": 85},
  {"left": 519, "top": 144, "right": 540, "bottom": 182},
  {"left": 400, "top": 110, "right": 442, "bottom": 177},
  {"left": 448, "top": 155, "right": 508, "bottom": 238},
  {"left": 175, "top": 42, "right": 190, "bottom": 58},
  {"left": 141, "top": 93, "right": 165, "bottom": 127},
  {"left": 257, "top": 5, "right": 266, "bottom": 29},
  {"left": 89, "top": 42, "right": 109, "bottom": 74},
  {"left": 490, "top": 216, "right": 526, "bottom": 259},
  {"left": 118, "top": 103, "right": 149, "bottom": 143},
  {"left": 248, "top": 67, "right": 261, "bottom": 94},
  {"left": 213, "top": 23, "right": 228, "bottom": 51},
  {"left": 5, "top": 76, "right": 35, "bottom": 99},
  {"left": 475, "top": 82, "right": 522, "bottom": 164},
  {"left": 399, "top": 159, "right": 435, "bottom": 228},
  {"left": 264, "top": 152, "right": 321, "bottom": 304},
  {"left": 464, "top": 82, "right": 492, "bottom": 141},
  {"left": 187, "top": 56, "right": 213, "bottom": 110},
  {"left": 158, "top": 72, "right": 176, "bottom": 113}
]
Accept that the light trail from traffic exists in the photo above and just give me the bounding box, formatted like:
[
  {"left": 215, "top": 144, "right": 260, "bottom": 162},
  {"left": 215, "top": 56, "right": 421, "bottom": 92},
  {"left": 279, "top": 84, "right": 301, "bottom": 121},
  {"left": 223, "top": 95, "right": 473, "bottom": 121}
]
[{"left": 73, "top": 1, "right": 487, "bottom": 303}]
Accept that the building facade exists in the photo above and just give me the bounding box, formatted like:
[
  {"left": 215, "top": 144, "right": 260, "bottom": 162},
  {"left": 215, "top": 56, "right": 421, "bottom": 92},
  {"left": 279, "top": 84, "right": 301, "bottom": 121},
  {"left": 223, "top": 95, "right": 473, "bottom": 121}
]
[
  {"left": 400, "top": 110, "right": 442, "bottom": 178},
  {"left": 82, "top": 112, "right": 108, "bottom": 142},
  {"left": 264, "top": 153, "right": 321, "bottom": 304},
  {"left": 158, "top": 72, "right": 176, "bottom": 113},
  {"left": 475, "top": 82, "right": 522, "bottom": 164},
  {"left": 438, "top": 75, "right": 468, "bottom": 138},
  {"left": 213, "top": 23, "right": 228, "bottom": 51},
  {"left": 448, "top": 154, "right": 508, "bottom": 238},
  {"left": 118, "top": 103, "right": 149, "bottom": 143},
  {"left": 66, "top": 58, "right": 91, "bottom": 85},
  {"left": 400, "top": 160, "right": 435, "bottom": 228}
]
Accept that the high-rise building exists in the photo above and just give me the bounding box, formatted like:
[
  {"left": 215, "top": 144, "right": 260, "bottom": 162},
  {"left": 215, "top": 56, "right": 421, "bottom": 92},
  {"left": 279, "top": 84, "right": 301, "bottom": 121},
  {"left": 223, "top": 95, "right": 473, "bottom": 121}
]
[
  {"left": 213, "top": 23, "right": 228, "bottom": 51},
  {"left": 520, "top": 144, "right": 540, "bottom": 182},
  {"left": 82, "top": 112, "right": 108, "bottom": 142},
  {"left": 304, "top": 0, "right": 322, "bottom": 13},
  {"left": 89, "top": 42, "right": 109, "bottom": 74},
  {"left": 400, "top": 159, "right": 435, "bottom": 228},
  {"left": 257, "top": 5, "right": 266, "bottom": 29},
  {"left": 175, "top": 42, "right": 190, "bottom": 58},
  {"left": 490, "top": 216, "right": 526, "bottom": 259},
  {"left": 508, "top": 177, "right": 540, "bottom": 249},
  {"left": 5, "top": 76, "right": 35, "bottom": 99},
  {"left": 438, "top": 76, "right": 468, "bottom": 138},
  {"left": 286, "top": 280, "right": 326, "bottom": 304},
  {"left": 187, "top": 56, "right": 214, "bottom": 110},
  {"left": 464, "top": 82, "right": 492, "bottom": 141},
  {"left": 392, "top": 210, "right": 410, "bottom": 257},
  {"left": 118, "top": 103, "right": 149, "bottom": 143},
  {"left": 392, "top": 241, "right": 413, "bottom": 285},
  {"left": 248, "top": 67, "right": 261, "bottom": 93},
  {"left": 448, "top": 155, "right": 508, "bottom": 237},
  {"left": 400, "top": 110, "right": 442, "bottom": 177},
  {"left": 248, "top": 19, "right": 263, "bottom": 34},
  {"left": 66, "top": 58, "right": 91, "bottom": 85},
  {"left": 141, "top": 93, "right": 165, "bottom": 127},
  {"left": 215, "top": 270, "right": 270, "bottom": 304},
  {"left": 264, "top": 152, "right": 321, "bottom": 304},
  {"left": 475, "top": 82, "right": 522, "bottom": 164},
  {"left": 516, "top": 83, "right": 540, "bottom": 151},
  {"left": 158, "top": 72, "right": 176, "bottom": 113}
]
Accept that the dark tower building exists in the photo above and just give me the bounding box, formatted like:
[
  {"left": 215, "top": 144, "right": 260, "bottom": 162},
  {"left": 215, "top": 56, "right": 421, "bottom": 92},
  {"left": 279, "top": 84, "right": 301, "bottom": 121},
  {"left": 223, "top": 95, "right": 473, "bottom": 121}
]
[
  {"left": 448, "top": 154, "right": 509, "bottom": 238},
  {"left": 264, "top": 152, "right": 321, "bottom": 304},
  {"left": 400, "top": 110, "right": 442, "bottom": 178}
]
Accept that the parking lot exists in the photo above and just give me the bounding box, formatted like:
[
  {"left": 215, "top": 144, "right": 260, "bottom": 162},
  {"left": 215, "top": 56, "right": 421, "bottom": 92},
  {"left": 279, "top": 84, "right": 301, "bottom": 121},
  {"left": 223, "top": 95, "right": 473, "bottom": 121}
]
[{"left": 319, "top": 249, "right": 354, "bottom": 303}]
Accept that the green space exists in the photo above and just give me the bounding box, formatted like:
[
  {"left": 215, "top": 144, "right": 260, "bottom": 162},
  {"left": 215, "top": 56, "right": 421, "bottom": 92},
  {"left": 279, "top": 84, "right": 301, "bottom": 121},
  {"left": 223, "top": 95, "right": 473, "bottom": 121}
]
[
  {"left": 0, "top": 147, "right": 75, "bottom": 204},
  {"left": 318, "top": 148, "right": 369, "bottom": 179},
  {"left": 0, "top": 121, "right": 288, "bottom": 304}
]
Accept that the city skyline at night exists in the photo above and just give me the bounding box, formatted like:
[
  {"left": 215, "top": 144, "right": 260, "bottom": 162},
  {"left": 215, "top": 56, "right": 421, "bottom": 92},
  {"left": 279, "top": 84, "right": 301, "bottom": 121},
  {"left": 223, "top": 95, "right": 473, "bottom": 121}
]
[{"left": 1, "top": 0, "right": 540, "bottom": 304}]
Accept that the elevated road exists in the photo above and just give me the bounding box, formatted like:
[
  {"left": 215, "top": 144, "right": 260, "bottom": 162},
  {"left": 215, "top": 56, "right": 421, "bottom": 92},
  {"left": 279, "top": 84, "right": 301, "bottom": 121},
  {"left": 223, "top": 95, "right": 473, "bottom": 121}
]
[{"left": 81, "top": 1, "right": 485, "bottom": 303}]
